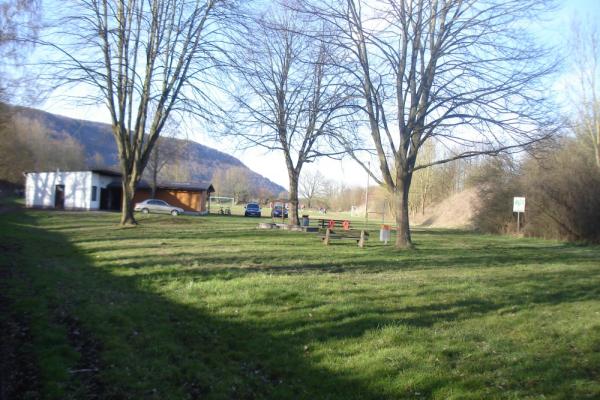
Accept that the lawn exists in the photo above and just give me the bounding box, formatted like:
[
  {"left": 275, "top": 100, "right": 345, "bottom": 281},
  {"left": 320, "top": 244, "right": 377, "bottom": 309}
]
[{"left": 1, "top": 209, "right": 599, "bottom": 399}]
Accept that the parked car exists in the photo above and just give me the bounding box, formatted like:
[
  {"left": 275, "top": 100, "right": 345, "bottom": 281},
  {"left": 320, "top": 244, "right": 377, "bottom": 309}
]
[
  {"left": 244, "top": 202, "right": 262, "bottom": 217},
  {"left": 134, "top": 199, "right": 184, "bottom": 216},
  {"left": 271, "top": 205, "right": 288, "bottom": 218}
]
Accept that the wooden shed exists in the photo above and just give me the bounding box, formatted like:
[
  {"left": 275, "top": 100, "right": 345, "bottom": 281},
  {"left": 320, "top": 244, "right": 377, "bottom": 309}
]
[{"left": 133, "top": 181, "right": 215, "bottom": 213}]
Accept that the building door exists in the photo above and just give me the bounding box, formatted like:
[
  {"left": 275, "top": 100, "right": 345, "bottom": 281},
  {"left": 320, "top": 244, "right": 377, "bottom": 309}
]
[
  {"left": 54, "top": 185, "right": 65, "bottom": 209},
  {"left": 108, "top": 187, "right": 122, "bottom": 210},
  {"left": 100, "top": 188, "right": 108, "bottom": 210}
]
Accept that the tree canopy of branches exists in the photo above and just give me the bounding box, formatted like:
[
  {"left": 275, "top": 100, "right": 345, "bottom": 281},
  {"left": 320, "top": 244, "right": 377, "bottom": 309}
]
[
  {"left": 40, "top": 0, "right": 233, "bottom": 224},
  {"left": 225, "top": 5, "right": 350, "bottom": 225},
  {"left": 301, "top": 0, "right": 557, "bottom": 248},
  {"left": 143, "top": 117, "right": 188, "bottom": 197},
  {"left": 0, "top": 106, "right": 86, "bottom": 185},
  {"left": 571, "top": 18, "right": 600, "bottom": 170},
  {"left": 0, "top": 0, "right": 40, "bottom": 100},
  {"left": 145, "top": 136, "right": 187, "bottom": 198}
]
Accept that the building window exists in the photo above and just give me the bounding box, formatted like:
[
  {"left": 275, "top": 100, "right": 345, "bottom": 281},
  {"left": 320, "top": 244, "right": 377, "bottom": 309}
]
[{"left": 91, "top": 186, "right": 97, "bottom": 201}]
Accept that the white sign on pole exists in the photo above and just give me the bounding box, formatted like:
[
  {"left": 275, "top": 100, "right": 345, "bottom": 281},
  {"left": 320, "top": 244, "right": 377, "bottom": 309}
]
[{"left": 513, "top": 197, "right": 526, "bottom": 213}]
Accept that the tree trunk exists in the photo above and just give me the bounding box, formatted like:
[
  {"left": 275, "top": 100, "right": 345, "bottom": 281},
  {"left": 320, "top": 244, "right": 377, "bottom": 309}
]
[
  {"left": 594, "top": 114, "right": 600, "bottom": 171},
  {"left": 394, "top": 177, "right": 413, "bottom": 249},
  {"left": 288, "top": 171, "right": 300, "bottom": 225},
  {"left": 120, "top": 177, "right": 137, "bottom": 226},
  {"left": 151, "top": 166, "right": 158, "bottom": 198}
]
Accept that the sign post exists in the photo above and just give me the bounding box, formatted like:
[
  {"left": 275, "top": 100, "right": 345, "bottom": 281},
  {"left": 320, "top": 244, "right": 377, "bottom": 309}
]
[{"left": 513, "top": 197, "right": 526, "bottom": 233}]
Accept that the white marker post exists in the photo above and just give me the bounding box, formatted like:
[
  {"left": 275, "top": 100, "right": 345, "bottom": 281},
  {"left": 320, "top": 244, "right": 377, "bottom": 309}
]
[{"left": 513, "top": 197, "right": 526, "bottom": 233}]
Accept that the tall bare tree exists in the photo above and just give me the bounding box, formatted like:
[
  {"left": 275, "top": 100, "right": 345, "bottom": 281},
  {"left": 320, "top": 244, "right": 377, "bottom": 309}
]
[
  {"left": 225, "top": 5, "right": 350, "bottom": 225},
  {"left": 144, "top": 117, "right": 187, "bottom": 197},
  {"left": 299, "top": 169, "right": 326, "bottom": 208},
  {"left": 40, "top": 0, "right": 233, "bottom": 224},
  {"left": 302, "top": 0, "right": 557, "bottom": 248},
  {"left": 571, "top": 18, "right": 600, "bottom": 170}
]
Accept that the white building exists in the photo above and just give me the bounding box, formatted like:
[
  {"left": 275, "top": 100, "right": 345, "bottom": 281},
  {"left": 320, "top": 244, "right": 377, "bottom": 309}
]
[{"left": 25, "top": 170, "right": 122, "bottom": 210}]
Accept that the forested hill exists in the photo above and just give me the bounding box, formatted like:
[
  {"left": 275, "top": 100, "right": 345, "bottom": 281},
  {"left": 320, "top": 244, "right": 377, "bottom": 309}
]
[{"left": 4, "top": 104, "right": 286, "bottom": 195}]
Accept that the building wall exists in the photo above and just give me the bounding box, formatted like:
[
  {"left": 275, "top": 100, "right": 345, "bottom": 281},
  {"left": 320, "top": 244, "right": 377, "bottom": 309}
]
[
  {"left": 199, "top": 191, "right": 208, "bottom": 212},
  {"left": 133, "top": 189, "right": 207, "bottom": 212},
  {"left": 26, "top": 171, "right": 93, "bottom": 209}
]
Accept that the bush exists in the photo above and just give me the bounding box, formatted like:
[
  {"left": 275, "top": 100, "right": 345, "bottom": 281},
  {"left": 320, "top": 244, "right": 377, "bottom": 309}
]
[
  {"left": 470, "top": 156, "right": 522, "bottom": 234},
  {"left": 522, "top": 139, "right": 600, "bottom": 243},
  {"left": 471, "top": 137, "right": 600, "bottom": 243}
]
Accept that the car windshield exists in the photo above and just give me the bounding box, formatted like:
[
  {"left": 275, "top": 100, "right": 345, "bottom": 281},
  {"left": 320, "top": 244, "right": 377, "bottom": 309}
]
[{"left": 247, "top": 204, "right": 259, "bottom": 209}]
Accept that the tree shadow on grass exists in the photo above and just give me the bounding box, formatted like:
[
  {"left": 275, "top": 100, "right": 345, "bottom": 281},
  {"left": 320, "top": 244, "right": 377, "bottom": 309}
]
[
  {"left": 0, "top": 212, "right": 406, "bottom": 399},
  {"left": 2, "top": 212, "right": 599, "bottom": 399}
]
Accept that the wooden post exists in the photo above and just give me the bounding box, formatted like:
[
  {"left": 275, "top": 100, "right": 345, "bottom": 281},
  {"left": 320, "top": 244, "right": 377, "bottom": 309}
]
[
  {"left": 324, "top": 228, "right": 331, "bottom": 246},
  {"left": 358, "top": 230, "right": 366, "bottom": 248}
]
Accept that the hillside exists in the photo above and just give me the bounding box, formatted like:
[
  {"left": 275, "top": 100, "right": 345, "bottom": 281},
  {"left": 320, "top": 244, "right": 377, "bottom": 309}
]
[
  {"left": 411, "top": 187, "right": 479, "bottom": 229},
  {"left": 4, "top": 105, "right": 286, "bottom": 195}
]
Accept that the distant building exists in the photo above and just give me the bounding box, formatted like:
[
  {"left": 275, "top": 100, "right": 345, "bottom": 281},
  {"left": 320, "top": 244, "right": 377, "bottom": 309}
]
[{"left": 25, "top": 170, "right": 214, "bottom": 213}]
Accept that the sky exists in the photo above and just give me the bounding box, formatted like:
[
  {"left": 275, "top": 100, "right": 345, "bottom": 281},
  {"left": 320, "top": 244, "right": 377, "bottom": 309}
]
[{"left": 37, "top": 0, "right": 600, "bottom": 191}]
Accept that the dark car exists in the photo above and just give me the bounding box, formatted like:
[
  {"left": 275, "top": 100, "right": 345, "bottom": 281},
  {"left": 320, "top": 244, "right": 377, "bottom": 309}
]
[
  {"left": 244, "top": 203, "right": 262, "bottom": 217},
  {"left": 271, "top": 205, "right": 288, "bottom": 218}
]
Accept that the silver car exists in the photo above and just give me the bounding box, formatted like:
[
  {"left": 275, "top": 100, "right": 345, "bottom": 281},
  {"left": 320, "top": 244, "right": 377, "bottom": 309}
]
[{"left": 134, "top": 199, "right": 184, "bottom": 216}]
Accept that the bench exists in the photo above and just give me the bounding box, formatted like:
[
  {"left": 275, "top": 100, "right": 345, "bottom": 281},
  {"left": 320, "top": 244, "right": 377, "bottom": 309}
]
[{"left": 320, "top": 228, "right": 369, "bottom": 248}]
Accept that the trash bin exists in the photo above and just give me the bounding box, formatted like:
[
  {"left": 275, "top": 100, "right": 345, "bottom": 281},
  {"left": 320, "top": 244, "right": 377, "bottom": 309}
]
[
  {"left": 301, "top": 215, "right": 310, "bottom": 227},
  {"left": 380, "top": 224, "right": 391, "bottom": 244}
]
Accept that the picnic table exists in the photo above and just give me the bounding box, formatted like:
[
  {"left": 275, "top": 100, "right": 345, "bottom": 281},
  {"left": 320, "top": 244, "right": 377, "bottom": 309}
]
[{"left": 315, "top": 218, "right": 352, "bottom": 230}]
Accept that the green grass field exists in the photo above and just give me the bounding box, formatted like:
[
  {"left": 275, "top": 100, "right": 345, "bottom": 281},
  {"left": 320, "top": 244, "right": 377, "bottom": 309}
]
[{"left": 1, "top": 209, "right": 599, "bottom": 399}]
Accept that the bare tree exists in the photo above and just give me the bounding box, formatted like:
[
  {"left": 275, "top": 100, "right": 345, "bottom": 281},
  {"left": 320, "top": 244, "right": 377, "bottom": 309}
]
[
  {"left": 145, "top": 137, "right": 187, "bottom": 197},
  {"left": 571, "top": 18, "right": 600, "bottom": 170},
  {"left": 0, "top": 108, "right": 86, "bottom": 185},
  {"left": 144, "top": 119, "right": 187, "bottom": 197},
  {"left": 0, "top": 0, "right": 40, "bottom": 101},
  {"left": 40, "top": 0, "right": 233, "bottom": 225},
  {"left": 211, "top": 166, "right": 251, "bottom": 203},
  {"left": 299, "top": 169, "right": 326, "bottom": 208},
  {"left": 409, "top": 140, "right": 435, "bottom": 216},
  {"left": 303, "top": 0, "right": 557, "bottom": 248},
  {"left": 225, "top": 5, "right": 350, "bottom": 225}
]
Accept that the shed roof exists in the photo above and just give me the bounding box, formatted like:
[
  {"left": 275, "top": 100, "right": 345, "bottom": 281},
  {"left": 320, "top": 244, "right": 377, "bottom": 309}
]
[
  {"left": 137, "top": 180, "right": 215, "bottom": 193},
  {"left": 107, "top": 180, "right": 214, "bottom": 193},
  {"left": 91, "top": 168, "right": 122, "bottom": 177}
]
